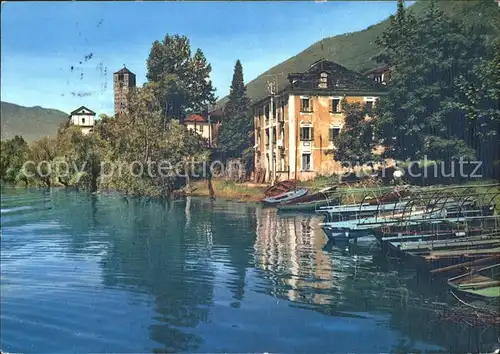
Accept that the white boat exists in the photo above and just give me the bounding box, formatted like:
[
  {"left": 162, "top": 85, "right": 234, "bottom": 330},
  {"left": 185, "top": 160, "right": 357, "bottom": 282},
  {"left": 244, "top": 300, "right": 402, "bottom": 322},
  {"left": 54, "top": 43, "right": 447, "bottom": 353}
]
[{"left": 262, "top": 188, "right": 308, "bottom": 205}]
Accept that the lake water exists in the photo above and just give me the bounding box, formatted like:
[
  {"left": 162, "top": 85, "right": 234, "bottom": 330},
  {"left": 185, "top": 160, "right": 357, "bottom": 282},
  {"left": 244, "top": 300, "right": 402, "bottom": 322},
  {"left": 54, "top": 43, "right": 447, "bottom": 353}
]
[{"left": 1, "top": 187, "right": 497, "bottom": 353}]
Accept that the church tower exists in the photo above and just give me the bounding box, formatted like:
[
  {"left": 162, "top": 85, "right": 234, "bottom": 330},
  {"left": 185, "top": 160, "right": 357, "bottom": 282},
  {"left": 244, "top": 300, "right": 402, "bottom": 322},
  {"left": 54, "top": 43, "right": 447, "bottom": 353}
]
[{"left": 113, "top": 66, "right": 136, "bottom": 116}]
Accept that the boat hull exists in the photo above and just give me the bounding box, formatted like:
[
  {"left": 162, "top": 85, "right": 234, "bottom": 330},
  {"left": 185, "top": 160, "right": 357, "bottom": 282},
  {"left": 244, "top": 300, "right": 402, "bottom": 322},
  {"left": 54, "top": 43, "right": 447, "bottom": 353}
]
[
  {"left": 278, "top": 197, "right": 340, "bottom": 212},
  {"left": 262, "top": 188, "right": 308, "bottom": 205}
]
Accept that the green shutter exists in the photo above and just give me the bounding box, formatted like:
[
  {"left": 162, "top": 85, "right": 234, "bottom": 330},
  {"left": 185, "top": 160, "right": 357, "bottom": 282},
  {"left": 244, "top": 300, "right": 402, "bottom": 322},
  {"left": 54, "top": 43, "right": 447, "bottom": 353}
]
[
  {"left": 310, "top": 99, "right": 313, "bottom": 112},
  {"left": 300, "top": 127, "right": 304, "bottom": 141},
  {"left": 310, "top": 127, "right": 314, "bottom": 141}
]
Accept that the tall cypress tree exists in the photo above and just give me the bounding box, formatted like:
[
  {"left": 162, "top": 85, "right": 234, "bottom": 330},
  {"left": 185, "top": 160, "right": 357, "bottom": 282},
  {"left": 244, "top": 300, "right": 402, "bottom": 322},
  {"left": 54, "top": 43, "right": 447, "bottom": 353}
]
[{"left": 218, "top": 60, "right": 253, "bottom": 159}]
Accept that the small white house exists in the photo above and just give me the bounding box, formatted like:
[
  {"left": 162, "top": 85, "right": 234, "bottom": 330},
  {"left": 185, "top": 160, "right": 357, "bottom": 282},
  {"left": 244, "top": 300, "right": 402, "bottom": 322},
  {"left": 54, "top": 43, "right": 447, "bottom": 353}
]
[
  {"left": 185, "top": 114, "right": 211, "bottom": 140},
  {"left": 69, "top": 106, "right": 96, "bottom": 135}
]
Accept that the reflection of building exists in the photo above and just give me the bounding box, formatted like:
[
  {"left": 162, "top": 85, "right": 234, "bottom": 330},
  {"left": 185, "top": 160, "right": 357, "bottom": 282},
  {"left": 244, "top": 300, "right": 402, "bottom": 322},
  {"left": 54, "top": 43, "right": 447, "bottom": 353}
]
[
  {"left": 252, "top": 59, "right": 387, "bottom": 182},
  {"left": 68, "top": 106, "right": 96, "bottom": 135},
  {"left": 114, "top": 66, "right": 136, "bottom": 116},
  {"left": 253, "top": 207, "right": 335, "bottom": 305}
]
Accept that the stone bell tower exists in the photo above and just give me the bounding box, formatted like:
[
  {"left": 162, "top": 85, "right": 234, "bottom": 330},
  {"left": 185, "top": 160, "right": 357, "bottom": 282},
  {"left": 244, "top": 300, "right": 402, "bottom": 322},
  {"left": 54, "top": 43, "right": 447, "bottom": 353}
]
[{"left": 113, "top": 66, "right": 136, "bottom": 116}]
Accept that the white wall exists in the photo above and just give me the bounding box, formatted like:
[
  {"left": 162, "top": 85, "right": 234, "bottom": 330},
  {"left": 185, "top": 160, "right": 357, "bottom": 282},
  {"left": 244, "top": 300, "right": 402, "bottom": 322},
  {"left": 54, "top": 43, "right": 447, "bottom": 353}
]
[
  {"left": 71, "top": 114, "right": 95, "bottom": 127},
  {"left": 186, "top": 122, "right": 210, "bottom": 140}
]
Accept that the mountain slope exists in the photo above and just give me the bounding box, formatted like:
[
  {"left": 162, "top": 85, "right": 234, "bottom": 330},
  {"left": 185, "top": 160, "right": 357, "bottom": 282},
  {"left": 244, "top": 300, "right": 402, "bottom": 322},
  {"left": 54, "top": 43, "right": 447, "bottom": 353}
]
[
  {"left": 217, "top": 0, "right": 500, "bottom": 107},
  {"left": 1, "top": 101, "right": 68, "bottom": 142}
]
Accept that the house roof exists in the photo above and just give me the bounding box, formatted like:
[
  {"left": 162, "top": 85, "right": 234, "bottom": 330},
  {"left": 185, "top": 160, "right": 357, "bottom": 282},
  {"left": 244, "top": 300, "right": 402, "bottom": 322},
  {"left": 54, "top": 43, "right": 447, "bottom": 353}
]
[
  {"left": 69, "top": 106, "right": 96, "bottom": 116},
  {"left": 114, "top": 67, "right": 135, "bottom": 75},
  {"left": 252, "top": 59, "right": 388, "bottom": 107},
  {"left": 185, "top": 114, "right": 207, "bottom": 123},
  {"left": 363, "top": 64, "right": 390, "bottom": 76},
  {"left": 208, "top": 108, "right": 224, "bottom": 117}
]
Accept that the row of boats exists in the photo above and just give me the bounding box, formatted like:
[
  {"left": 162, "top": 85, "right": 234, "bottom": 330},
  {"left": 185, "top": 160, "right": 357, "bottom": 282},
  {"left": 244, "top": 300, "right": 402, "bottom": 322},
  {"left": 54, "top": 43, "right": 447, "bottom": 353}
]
[{"left": 261, "top": 181, "right": 500, "bottom": 302}]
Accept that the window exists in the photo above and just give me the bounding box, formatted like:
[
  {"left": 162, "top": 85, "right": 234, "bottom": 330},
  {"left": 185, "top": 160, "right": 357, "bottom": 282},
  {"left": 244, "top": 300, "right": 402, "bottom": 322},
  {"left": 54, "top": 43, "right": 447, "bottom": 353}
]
[
  {"left": 300, "top": 126, "right": 313, "bottom": 141},
  {"left": 329, "top": 127, "right": 341, "bottom": 141},
  {"left": 301, "top": 153, "right": 311, "bottom": 171},
  {"left": 118, "top": 74, "right": 124, "bottom": 81},
  {"left": 300, "top": 98, "right": 312, "bottom": 112},
  {"left": 331, "top": 98, "right": 341, "bottom": 113},
  {"left": 318, "top": 72, "right": 328, "bottom": 89},
  {"left": 81, "top": 117, "right": 85, "bottom": 124},
  {"left": 265, "top": 105, "right": 270, "bottom": 121},
  {"left": 365, "top": 101, "right": 374, "bottom": 112},
  {"left": 197, "top": 125, "right": 203, "bottom": 133}
]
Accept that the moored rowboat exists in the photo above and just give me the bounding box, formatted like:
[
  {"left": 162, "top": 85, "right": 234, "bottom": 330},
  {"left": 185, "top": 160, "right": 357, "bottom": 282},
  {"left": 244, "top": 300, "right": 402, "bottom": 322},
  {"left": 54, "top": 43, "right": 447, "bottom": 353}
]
[
  {"left": 277, "top": 186, "right": 339, "bottom": 212},
  {"left": 262, "top": 188, "right": 308, "bottom": 205},
  {"left": 448, "top": 264, "right": 500, "bottom": 299}
]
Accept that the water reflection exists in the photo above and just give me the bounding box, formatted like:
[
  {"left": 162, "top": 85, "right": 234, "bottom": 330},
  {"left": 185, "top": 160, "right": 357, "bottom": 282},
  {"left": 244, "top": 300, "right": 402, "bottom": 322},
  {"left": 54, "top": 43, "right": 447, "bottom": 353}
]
[
  {"left": 254, "top": 208, "right": 337, "bottom": 305},
  {"left": 1, "top": 188, "right": 498, "bottom": 353}
]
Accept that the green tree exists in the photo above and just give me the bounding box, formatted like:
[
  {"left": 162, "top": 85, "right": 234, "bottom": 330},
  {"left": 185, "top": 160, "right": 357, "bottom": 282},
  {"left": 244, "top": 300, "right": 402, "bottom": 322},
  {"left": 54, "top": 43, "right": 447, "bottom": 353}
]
[
  {"left": 146, "top": 34, "right": 216, "bottom": 121},
  {"left": 374, "top": 0, "right": 489, "bottom": 162},
  {"left": 452, "top": 38, "right": 500, "bottom": 176},
  {"left": 96, "top": 85, "right": 208, "bottom": 197},
  {"left": 334, "top": 102, "right": 376, "bottom": 166},
  {"left": 218, "top": 60, "right": 253, "bottom": 161},
  {"left": 25, "top": 136, "right": 57, "bottom": 187},
  {"left": 0, "top": 136, "right": 29, "bottom": 184}
]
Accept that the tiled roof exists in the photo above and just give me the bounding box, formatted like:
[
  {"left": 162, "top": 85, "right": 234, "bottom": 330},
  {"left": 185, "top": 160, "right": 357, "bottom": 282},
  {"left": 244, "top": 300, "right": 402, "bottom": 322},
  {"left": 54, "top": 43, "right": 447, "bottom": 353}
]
[
  {"left": 209, "top": 108, "right": 224, "bottom": 117},
  {"left": 287, "top": 59, "right": 387, "bottom": 93},
  {"left": 185, "top": 114, "right": 206, "bottom": 123},
  {"left": 69, "top": 106, "right": 96, "bottom": 116},
  {"left": 251, "top": 59, "right": 387, "bottom": 107},
  {"left": 114, "top": 67, "right": 135, "bottom": 75}
]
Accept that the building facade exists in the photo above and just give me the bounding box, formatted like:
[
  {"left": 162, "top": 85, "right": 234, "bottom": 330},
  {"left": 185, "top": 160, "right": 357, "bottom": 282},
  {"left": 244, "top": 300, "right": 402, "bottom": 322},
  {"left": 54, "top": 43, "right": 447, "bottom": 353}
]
[
  {"left": 68, "top": 106, "right": 96, "bottom": 135},
  {"left": 113, "top": 67, "right": 136, "bottom": 116},
  {"left": 253, "top": 59, "right": 387, "bottom": 182},
  {"left": 184, "top": 112, "right": 222, "bottom": 147}
]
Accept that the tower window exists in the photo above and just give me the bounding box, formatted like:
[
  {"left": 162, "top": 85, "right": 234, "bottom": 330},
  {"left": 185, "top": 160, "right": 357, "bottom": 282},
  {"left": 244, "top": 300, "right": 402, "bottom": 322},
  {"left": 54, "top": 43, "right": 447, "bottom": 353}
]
[
  {"left": 118, "top": 74, "right": 124, "bottom": 81},
  {"left": 81, "top": 118, "right": 85, "bottom": 124}
]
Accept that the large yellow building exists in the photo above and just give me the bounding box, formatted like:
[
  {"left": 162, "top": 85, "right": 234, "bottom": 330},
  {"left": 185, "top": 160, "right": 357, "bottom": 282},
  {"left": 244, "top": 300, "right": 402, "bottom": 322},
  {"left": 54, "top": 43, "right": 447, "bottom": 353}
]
[{"left": 253, "top": 59, "right": 388, "bottom": 182}]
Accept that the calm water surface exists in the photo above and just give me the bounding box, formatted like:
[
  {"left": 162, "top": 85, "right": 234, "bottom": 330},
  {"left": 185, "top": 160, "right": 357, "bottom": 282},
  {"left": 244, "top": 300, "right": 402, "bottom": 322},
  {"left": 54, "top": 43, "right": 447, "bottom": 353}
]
[{"left": 0, "top": 188, "right": 496, "bottom": 353}]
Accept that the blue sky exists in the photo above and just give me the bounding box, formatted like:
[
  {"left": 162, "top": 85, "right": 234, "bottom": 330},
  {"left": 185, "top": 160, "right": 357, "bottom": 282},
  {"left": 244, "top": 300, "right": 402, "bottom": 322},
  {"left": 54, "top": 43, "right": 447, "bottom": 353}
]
[{"left": 1, "top": 1, "right": 403, "bottom": 115}]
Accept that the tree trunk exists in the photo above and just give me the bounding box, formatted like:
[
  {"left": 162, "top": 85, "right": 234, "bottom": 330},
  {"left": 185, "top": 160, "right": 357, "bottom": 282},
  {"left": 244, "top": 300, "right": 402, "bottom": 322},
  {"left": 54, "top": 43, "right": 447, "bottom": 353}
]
[
  {"left": 207, "top": 153, "right": 215, "bottom": 201},
  {"left": 184, "top": 162, "right": 191, "bottom": 192}
]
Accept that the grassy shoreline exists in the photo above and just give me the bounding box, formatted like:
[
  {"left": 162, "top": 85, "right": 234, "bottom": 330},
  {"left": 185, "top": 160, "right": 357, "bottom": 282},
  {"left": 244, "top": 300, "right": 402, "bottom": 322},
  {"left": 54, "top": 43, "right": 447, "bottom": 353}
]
[{"left": 188, "top": 179, "right": 268, "bottom": 202}]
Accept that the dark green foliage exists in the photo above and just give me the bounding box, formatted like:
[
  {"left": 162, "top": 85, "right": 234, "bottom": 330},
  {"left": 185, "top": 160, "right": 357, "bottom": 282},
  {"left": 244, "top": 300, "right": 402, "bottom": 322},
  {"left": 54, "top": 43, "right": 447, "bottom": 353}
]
[
  {"left": 334, "top": 102, "right": 376, "bottom": 165},
  {"left": 374, "top": 0, "right": 494, "bottom": 162},
  {"left": 146, "top": 34, "right": 216, "bottom": 121},
  {"left": 218, "top": 60, "right": 254, "bottom": 160},
  {"left": 0, "top": 135, "right": 29, "bottom": 183},
  {"left": 216, "top": 0, "right": 500, "bottom": 108}
]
